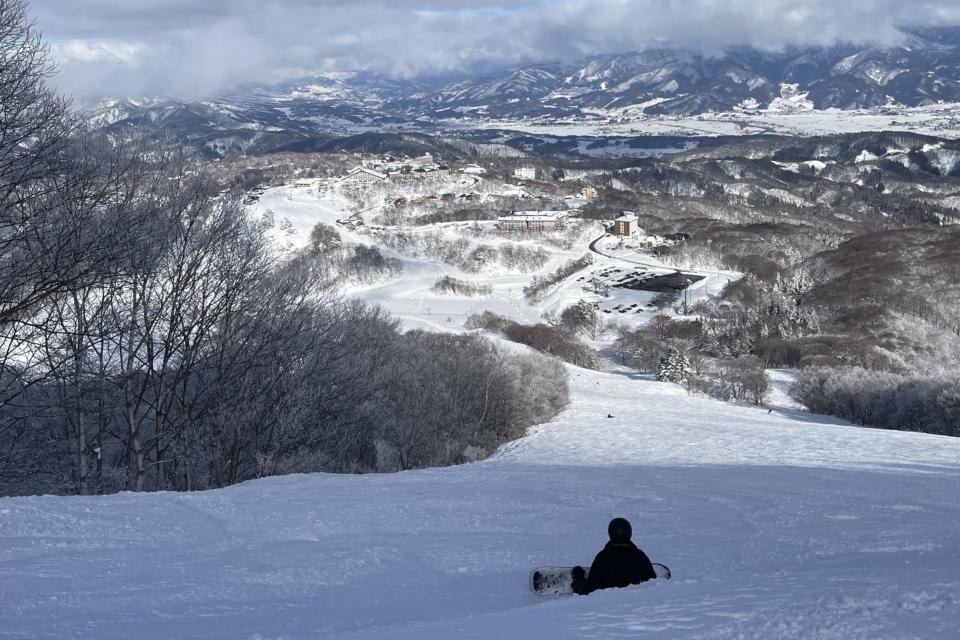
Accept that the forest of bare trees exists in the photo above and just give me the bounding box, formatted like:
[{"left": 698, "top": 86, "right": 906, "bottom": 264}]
[
  {"left": 0, "top": 0, "right": 569, "bottom": 496},
  {"left": 466, "top": 311, "right": 603, "bottom": 370}
]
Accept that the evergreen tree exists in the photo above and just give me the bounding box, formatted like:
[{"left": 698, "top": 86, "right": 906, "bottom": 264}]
[{"left": 657, "top": 348, "right": 690, "bottom": 384}]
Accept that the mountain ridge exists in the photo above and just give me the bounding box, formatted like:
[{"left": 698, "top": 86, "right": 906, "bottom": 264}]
[
  {"left": 85, "top": 27, "right": 960, "bottom": 157},
  {"left": 397, "top": 30, "right": 960, "bottom": 118}
]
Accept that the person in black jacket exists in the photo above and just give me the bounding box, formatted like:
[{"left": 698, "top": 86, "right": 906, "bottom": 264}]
[{"left": 571, "top": 517, "right": 656, "bottom": 595}]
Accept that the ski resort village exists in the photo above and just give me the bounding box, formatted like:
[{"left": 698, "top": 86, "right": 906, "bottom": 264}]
[
  {"left": 244, "top": 155, "right": 716, "bottom": 337},
  {"left": 4, "top": 1, "right": 960, "bottom": 639}
]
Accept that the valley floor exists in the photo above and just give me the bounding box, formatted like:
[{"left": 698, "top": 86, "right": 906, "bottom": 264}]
[
  {"left": 473, "top": 101, "right": 960, "bottom": 140},
  {"left": 3, "top": 369, "right": 960, "bottom": 639}
]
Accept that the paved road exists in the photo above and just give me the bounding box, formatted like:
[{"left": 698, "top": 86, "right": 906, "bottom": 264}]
[{"left": 588, "top": 233, "right": 678, "bottom": 273}]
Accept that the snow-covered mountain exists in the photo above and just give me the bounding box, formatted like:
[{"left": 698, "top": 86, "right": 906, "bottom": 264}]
[
  {"left": 402, "top": 28, "right": 960, "bottom": 118},
  {"left": 85, "top": 27, "right": 960, "bottom": 157},
  {"left": 4, "top": 367, "right": 960, "bottom": 639},
  {"left": 84, "top": 72, "right": 438, "bottom": 157},
  {"left": 394, "top": 64, "right": 570, "bottom": 116}
]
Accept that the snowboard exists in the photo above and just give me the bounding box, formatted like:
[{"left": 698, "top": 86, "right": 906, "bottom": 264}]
[{"left": 530, "top": 563, "right": 671, "bottom": 596}]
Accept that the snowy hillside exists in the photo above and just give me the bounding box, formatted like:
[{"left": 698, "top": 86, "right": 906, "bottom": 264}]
[
  {"left": 3, "top": 366, "right": 960, "bottom": 639},
  {"left": 5, "top": 174, "right": 960, "bottom": 639},
  {"left": 249, "top": 183, "right": 733, "bottom": 336}
]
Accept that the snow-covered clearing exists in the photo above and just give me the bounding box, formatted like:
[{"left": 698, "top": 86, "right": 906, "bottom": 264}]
[
  {"left": 766, "top": 369, "right": 807, "bottom": 412},
  {"left": 3, "top": 369, "right": 960, "bottom": 639}
]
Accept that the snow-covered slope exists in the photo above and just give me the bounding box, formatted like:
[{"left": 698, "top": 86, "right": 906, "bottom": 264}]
[{"left": 3, "top": 369, "right": 960, "bottom": 639}]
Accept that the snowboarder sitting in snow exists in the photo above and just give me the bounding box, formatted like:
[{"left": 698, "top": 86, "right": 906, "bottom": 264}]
[{"left": 571, "top": 517, "right": 656, "bottom": 595}]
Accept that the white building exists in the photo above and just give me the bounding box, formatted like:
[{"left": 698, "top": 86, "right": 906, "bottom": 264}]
[
  {"left": 462, "top": 164, "right": 487, "bottom": 175},
  {"left": 514, "top": 167, "right": 537, "bottom": 181},
  {"left": 496, "top": 210, "right": 568, "bottom": 232},
  {"left": 340, "top": 167, "right": 388, "bottom": 186}
]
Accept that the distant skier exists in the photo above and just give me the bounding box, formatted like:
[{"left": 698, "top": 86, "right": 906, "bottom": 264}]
[{"left": 571, "top": 517, "right": 656, "bottom": 595}]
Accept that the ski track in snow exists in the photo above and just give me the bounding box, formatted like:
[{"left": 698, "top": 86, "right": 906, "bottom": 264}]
[
  {"left": 3, "top": 370, "right": 960, "bottom": 639},
  {"left": 3, "top": 187, "right": 960, "bottom": 639}
]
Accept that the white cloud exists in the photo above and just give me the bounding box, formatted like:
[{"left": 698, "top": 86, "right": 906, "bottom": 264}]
[
  {"left": 29, "top": 0, "right": 960, "bottom": 100},
  {"left": 53, "top": 40, "right": 144, "bottom": 66}
]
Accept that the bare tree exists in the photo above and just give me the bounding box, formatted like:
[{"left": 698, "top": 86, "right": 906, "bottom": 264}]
[
  {"left": 0, "top": 0, "right": 74, "bottom": 325},
  {"left": 0, "top": 1, "right": 164, "bottom": 485}
]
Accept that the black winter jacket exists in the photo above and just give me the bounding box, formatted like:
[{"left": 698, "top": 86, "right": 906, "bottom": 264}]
[{"left": 582, "top": 541, "right": 656, "bottom": 594}]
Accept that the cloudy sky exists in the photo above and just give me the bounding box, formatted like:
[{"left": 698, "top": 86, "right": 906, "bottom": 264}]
[{"left": 30, "top": 0, "right": 960, "bottom": 101}]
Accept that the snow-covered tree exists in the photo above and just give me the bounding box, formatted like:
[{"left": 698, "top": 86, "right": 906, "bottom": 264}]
[
  {"left": 657, "top": 348, "right": 690, "bottom": 385},
  {"left": 560, "top": 300, "right": 599, "bottom": 338}
]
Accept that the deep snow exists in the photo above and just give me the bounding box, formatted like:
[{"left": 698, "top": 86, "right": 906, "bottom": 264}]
[
  {"left": 3, "top": 181, "right": 959, "bottom": 639},
  {"left": 3, "top": 369, "right": 960, "bottom": 639}
]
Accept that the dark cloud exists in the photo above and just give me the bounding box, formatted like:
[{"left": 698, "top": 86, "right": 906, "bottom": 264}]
[{"left": 29, "top": 0, "right": 960, "bottom": 100}]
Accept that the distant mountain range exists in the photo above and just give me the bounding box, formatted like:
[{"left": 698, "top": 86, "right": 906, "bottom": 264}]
[
  {"left": 88, "top": 27, "right": 960, "bottom": 157},
  {"left": 399, "top": 26, "right": 960, "bottom": 118}
]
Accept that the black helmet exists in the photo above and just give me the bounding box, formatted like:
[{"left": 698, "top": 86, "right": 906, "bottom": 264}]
[{"left": 608, "top": 517, "right": 632, "bottom": 543}]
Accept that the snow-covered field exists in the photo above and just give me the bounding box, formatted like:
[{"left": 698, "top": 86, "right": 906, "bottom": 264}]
[
  {"left": 3, "top": 369, "right": 960, "bottom": 639},
  {"left": 471, "top": 102, "right": 960, "bottom": 141},
  {"left": 4, "top": 181, "right": 960, "bottom": 639},
  {"left": 265, "top": 101, "right": 960, "bottom": 144}
]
